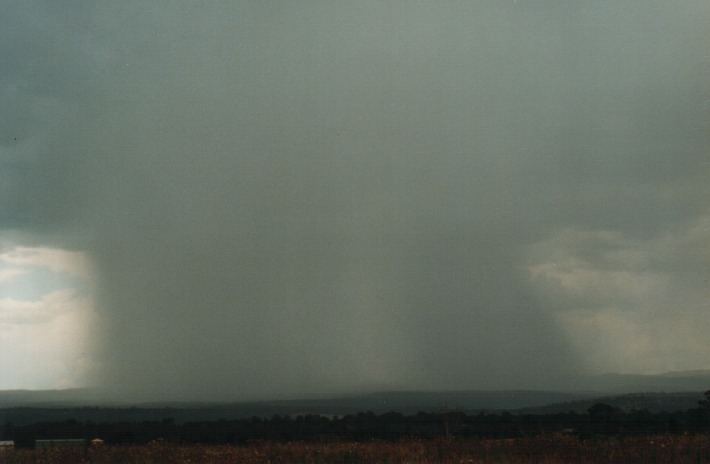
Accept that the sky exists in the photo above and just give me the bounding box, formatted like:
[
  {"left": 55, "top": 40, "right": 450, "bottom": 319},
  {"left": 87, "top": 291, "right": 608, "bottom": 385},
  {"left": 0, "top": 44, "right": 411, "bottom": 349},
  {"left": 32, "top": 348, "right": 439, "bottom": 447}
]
[
  {"left": 0, "top": 245, "right": 97, "bottom": 389},
  {"left": 0, "top": 1, "right": 708, "bottom": 401}
]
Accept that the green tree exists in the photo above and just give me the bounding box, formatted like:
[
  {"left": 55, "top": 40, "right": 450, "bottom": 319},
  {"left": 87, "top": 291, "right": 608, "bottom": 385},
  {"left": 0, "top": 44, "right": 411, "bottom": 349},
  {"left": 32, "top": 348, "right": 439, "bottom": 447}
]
[
  {"left": 587, "top": 403, "right": 619, "bottom": 418},
  {"left": 698, "top": 390, "right": 710, "bottom": 409}
]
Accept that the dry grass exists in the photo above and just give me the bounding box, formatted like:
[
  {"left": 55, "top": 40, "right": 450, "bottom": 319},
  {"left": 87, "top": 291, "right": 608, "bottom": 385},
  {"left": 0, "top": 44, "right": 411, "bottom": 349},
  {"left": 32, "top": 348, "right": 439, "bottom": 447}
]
[{"left": 3, "top": 434, "right": 710, "bottom": 463}]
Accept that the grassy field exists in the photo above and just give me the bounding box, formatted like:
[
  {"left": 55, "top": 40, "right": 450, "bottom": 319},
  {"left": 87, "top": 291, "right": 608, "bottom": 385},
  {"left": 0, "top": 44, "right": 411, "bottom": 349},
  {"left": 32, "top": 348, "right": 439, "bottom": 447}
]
[{"left": 4, "top": 434, "right": 710, "bottom": 463}]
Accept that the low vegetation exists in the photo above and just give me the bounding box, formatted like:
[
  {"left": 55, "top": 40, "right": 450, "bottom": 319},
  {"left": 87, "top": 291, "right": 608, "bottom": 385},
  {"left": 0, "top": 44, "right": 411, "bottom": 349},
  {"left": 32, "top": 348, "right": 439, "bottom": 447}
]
[
  {"left": 1, "top": 391, "right": 709, "bottom": 462},
  {"left": 3, "top": 434, "right": 710, "bottom": 463}
]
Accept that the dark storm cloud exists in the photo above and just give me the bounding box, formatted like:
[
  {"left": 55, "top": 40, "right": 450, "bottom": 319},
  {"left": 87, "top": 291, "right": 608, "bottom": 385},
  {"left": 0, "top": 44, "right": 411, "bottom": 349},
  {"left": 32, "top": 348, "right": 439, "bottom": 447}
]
[
  {"left": 0, "top": 1, "right": 100, "bottom": 233},
  {"left": 2, "top": 1, "right": 707, "bottom": 400}
]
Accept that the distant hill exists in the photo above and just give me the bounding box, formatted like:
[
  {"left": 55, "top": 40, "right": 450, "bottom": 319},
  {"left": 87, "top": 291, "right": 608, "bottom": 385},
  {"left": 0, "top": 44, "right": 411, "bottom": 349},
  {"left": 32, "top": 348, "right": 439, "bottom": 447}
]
[
  {"left": 0, "top": 388, "right": 595, "bottom": 412},
  {"left": 579, "top": 369, "right": 710, "bottom": 393},
  {"left": 1, "top": 369, "right": 708, "bottom": 425},
  {"left": 257, "top": 390, "right": 594, "bottom": 416},
  {"left": 0, "top": 389, "right": 592, "bottom": 425},
  {"left": 519, "top": 391, "right": 707, "bottom": 414}
]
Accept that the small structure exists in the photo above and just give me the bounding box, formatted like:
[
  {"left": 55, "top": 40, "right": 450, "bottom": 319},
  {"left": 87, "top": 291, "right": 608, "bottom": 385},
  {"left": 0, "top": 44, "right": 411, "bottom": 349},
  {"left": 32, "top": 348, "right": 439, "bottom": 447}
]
[
  {"left": 0, "top": 440, "right": 14, "bottom": 450},
  {"left": 35, "top": 439, "right": 85, "bottom": 449},
  {"left": 91, "top": 438, "right": 105, "bottom": 446}
]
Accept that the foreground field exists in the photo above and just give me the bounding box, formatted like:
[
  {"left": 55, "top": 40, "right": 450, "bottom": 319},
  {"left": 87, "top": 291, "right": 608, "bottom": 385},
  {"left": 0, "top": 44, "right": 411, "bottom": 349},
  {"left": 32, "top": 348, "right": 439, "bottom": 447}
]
[{"left": 4, "top": 435, "right": 710, "bottom": 464}]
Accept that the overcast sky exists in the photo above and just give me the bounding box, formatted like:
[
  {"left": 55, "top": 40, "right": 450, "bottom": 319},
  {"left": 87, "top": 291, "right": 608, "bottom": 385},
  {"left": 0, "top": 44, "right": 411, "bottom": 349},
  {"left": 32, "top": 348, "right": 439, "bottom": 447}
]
[{"left": 1, "top": 1, "right": 708, "bottom": 401}]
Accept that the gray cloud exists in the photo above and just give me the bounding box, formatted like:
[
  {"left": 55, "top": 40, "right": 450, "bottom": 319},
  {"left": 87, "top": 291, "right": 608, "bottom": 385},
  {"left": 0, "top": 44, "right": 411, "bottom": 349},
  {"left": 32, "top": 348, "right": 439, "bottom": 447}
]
[
  {"left": 1, "top": 1, "right": 707, "bottom": 400},
  {"left": 524, "top": 214, "right": 710, "bottom": 374}
]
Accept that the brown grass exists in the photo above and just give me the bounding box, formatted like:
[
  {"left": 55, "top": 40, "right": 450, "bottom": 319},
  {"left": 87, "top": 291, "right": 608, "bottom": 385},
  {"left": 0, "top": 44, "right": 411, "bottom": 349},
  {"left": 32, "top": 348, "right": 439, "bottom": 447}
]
[{"left": 3, "top": 434, "right": 710, "bottom": 463}]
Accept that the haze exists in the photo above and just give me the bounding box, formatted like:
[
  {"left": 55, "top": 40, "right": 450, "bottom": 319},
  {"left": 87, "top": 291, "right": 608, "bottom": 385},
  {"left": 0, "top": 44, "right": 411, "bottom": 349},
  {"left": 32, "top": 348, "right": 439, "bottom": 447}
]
[{"left": 1, "top": 1, "right": 708, "bottom": 401}]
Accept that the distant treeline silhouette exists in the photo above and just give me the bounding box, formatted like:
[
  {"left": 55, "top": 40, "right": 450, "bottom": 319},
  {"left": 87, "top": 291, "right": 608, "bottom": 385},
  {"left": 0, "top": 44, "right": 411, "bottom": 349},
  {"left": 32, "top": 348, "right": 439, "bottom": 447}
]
[{"left": 4, "top": 395, "right": 710, "bottom": 448}]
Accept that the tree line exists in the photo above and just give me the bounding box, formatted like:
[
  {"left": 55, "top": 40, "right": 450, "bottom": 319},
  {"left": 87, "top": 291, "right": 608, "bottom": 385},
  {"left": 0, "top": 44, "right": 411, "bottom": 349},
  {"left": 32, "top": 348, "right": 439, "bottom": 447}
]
[{"left": 4, "top": 391, "right": 710, "bottom": 448}]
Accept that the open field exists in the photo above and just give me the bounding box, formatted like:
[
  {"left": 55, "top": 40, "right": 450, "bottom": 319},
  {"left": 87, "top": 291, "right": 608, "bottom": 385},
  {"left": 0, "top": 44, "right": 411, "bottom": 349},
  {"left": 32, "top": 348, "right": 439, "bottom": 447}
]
[{"left": 4, "top": 435, "right": 710, "bottom": 464}]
